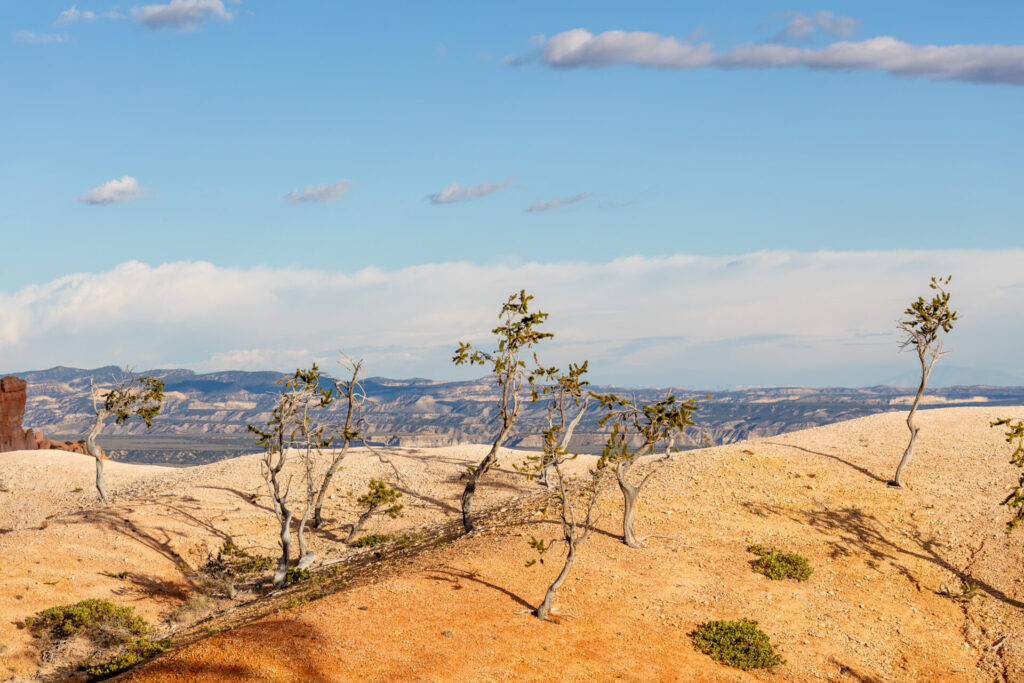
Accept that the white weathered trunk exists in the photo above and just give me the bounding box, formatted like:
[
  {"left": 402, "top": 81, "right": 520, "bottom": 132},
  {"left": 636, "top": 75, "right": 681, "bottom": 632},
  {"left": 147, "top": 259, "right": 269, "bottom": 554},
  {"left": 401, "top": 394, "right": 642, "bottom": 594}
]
[
  {"left": 616, "top": 461, "right": 641, "bottom": 548},
  {"left": 892, "top": 353, "right": 931, "bottom": 488},
  {"left": 86, "top": 412, "right": 108, "bottom": 503}
]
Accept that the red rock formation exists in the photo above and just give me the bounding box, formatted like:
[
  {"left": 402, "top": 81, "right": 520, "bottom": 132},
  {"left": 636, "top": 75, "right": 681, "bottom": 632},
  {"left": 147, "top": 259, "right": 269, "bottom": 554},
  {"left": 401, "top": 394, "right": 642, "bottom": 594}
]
[
  {"left": 1, "top": 375, "right": 97, "bottom": 456},
  {"left": 0, "top": 376, "right": 35, "bottom": 452}
]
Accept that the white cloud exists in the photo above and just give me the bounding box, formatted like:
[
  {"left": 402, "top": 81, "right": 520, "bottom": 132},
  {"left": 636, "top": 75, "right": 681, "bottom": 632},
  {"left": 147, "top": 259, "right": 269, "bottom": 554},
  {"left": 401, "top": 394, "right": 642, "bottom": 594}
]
[
  {"left": 526, "top": 192, "right": 590, "bottom": 213},
  {"left": 773, "top": 10, "right": 860, "bottom": 43},
  {"left": 1, "top": 251, "right": 1022, "bottom": 386},
  {"left": 14, "top": 30, "right": 68, "bottom": 44},
  {"left": 78, "top": 176, "right": 145, "bottom": 205},
  {"left": 284, "top": 180, "right": 351, "bottom": 204},
  {"left": 528, "top": 28, "right": 1024, "bottom": 86},
  {"left": 133, "top": 0, "right": 234, "bottom": 31},
  {"left": 56, "top": 6, "right": 97, "bottom": 25},
  {"left": 430, "top": 177, "right": 513, "bottom": 204}
]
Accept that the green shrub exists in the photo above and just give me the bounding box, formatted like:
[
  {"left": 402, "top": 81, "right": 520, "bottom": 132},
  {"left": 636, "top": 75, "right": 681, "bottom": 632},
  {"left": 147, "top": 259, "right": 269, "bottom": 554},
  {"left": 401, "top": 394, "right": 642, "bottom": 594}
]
[
  {"left": 691, "top": 618, "right": 784, "bottom": 670},
  {"left": 285, "top": 567, "right": 310, "bottom": 584},
  {"left": 24, "top": 599, "right": 150, "bottom": 643},
  {"left": 352, "top": 533, "right": 389, "bottom": 548},
  {"left": 82, "top": 637, "right": 171, "bottom": 679},
  {"left": 203, "top": 541, "right": 274, "bottom": 576},
  {"left": 748, "top": 545, "right": 812, "bottom": 581}
]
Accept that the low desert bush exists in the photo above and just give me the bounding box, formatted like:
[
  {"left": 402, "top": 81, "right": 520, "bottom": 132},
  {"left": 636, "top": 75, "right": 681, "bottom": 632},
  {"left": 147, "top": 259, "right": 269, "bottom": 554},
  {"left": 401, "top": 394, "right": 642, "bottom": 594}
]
[
  {"left": 352, "top": 533, "right": 389, "bottom": 548},
  {"left": 691, "top": 618, "right": 784, "bottom": 670},
  {"left": 166, "top": 595, "right": 215, "bottom": 624},
  {"left": 81, "top": 637, "right": 171, "bottom": 679},
  {"left": 748, "top": 544, "right": 812, "bottom": 581},
  {"left": 285, "top": 567, "right": 310, "bottom": 585},
  {"left": 24, "top": 598, "right": 150, "bottom": 644}
]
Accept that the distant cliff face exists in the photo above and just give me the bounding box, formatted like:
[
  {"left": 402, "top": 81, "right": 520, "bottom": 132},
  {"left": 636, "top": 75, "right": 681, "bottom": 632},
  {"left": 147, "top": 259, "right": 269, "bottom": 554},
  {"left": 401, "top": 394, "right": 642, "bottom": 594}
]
[{"left": 15, "top": 366, "right": 1024, "bottom": 465}]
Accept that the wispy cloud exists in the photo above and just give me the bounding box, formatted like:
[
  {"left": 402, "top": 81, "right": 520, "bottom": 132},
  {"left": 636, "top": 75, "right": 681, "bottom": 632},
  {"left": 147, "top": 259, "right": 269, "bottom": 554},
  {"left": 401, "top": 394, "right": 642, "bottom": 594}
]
[
  {"left": 14, "top": 30, "right": 68, "bottom": 44},
  {"left": 132, "top": 0, "right": 234, "bottom": 31},
  {"left": 526, "top": 192, "right": 590, "bottom": 213},
  {"left": 772, "top": 10, "right": 860, "bottom": 43},
  {"left": 521, "top": 28, "right": 1024, "bottom": 87},
  {"left": 78, "top": 176, "right": 145, "bottom": 205},
  {"left": 430, "top": 177, "right": 513, "bottom": 205},
  {"left": 284, "top": 180, "right": 351, "bottom": 204},
  {"left": 1, "top": 251, "right": 1022, "bottom": 386},
  {"left": 56, "top": 6, "right": 97, "bottom": 25}
]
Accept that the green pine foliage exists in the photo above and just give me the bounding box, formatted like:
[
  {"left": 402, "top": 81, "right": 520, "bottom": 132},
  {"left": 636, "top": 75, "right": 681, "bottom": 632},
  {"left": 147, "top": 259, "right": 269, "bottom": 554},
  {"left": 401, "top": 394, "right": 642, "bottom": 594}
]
[
  {"left": 24, "top": 599, "right": 150, "bottom": 643},
  {"left": 82, "top": 637, "right": 171, "bottom": 679},
  {"left": 691, "top": 618, "right": 784, "bottom": 670},
  {"left": 352, "top": 534, "right": 390, "bottom": 548},
  {"left": 992, "top": 418, "right": 1024, "bottom": 533}
]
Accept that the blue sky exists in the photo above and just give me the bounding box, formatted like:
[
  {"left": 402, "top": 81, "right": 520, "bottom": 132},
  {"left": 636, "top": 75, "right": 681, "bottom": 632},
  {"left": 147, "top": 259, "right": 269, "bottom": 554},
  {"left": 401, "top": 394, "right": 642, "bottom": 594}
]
[{"left": 1, "top": 2, "right": 1022, "bottom": 385}]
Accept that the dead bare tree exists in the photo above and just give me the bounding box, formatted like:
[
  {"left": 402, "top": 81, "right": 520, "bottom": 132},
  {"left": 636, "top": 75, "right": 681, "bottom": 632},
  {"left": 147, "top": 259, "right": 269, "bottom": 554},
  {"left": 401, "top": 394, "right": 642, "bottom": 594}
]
[
  {"left": 889, "top": 275, "right": 957, "bottom": 488},
  {"left": 593, "top": 391, "right": 698, "bottom": 548},
  {"left": 452, "top": 290, "right": 552, "bottom": 532},
  {"left": 85, "top": 369, "right": 165, "bottom": 503},
  {"left": 523, "top": 360, "right": 601, "bottom": 621},
  {"left": 248, "top": 364, "right": 333, "bottom": 587}
]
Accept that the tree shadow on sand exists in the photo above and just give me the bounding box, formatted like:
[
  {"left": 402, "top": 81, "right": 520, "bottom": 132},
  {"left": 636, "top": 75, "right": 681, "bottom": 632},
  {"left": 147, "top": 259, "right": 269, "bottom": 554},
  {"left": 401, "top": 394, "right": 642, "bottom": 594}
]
[
  {"left": 742, "top": 501, "right": 1024, "bottom": 610},
  {"left": 761, "top": 441, "right": 887, "bottom": 483},
  {"left": 425, "top": 565, "right": 534, "bottom": 610}
]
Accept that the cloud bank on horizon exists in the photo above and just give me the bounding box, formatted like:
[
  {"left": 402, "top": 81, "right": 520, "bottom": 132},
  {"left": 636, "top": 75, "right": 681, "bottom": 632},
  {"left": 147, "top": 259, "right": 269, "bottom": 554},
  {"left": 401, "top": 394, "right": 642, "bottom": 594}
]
[
  {"left": 516, "top": 28, "right": 1024, "bottom": 87},
  {"left": 1, "top": 250, "right": 1021, "bottom": 387}
]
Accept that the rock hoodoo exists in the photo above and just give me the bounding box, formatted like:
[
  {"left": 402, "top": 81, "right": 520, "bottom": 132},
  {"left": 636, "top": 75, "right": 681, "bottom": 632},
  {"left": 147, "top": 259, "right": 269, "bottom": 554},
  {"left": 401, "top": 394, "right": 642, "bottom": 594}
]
[{"left": 1, "top": 375, "right": 92, "bottom": 455}]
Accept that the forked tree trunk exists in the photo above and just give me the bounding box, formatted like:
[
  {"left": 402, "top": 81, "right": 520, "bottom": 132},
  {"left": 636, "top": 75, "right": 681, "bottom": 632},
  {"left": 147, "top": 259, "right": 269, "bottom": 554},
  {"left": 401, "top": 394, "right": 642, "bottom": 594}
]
[
  {"left": 295, "top": 500, "right": 316, "bottom": 570},
  {"left": 535, "top": 538, "right": 576, "bottom": 621},
  {"left": 616, "top": 462, "right": 641, "bottom": 548},
  {"left": 86, "top": 413, "right": 108, "bottom": 503},
  {"left": 891, "top": 354, "right": 931, "bottom": 488},
  {"left": 461, "top": 425, "right": 510, "bottom": 532}
]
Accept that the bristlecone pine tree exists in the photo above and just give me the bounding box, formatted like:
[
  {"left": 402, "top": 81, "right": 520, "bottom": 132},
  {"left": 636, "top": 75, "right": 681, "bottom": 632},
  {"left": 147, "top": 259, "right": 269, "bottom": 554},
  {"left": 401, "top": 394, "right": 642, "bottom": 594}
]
[
  {"left": 86, "top": 369, "right": 165, "bottom": 503},
  {"left": 889, "top": 275, "right": 957, "bottom": 488},
  {"left": 452, "top": 290, "right": 552, "bottom": 532},
  {"left": 594, "top": 391, "right": 698, "bottom": 548},
  {"left": 523, "top": 360, "right": 599, "bottom": 621},
  {"left": 248, "top": 365, "right": 334, "bottom": 587},
  {"left": 992, "top": 418, "right": 1024, "bottom": 533}
]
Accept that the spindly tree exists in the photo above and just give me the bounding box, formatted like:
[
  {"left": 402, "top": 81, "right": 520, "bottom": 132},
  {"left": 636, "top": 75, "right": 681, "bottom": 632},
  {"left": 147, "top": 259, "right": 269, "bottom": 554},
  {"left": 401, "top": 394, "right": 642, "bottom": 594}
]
[
  {"left": 594, "top": 392, "right": 698, "bottom": 548},
  {"left": 452, "top": 290, "right": 552, "bottom": 532},
  {"left": 249, "top": 365, "right": 333, "bottom": 587},
  {"left": 992, "top": 418, "right": 1024, "bottom": 533},
  {"left": 889, "top": 276, "right": 957, "bottom": 488},
  {"left": 345, "top": 479, "right": 404, "bottom": 543},
  {"left": 86, "top": 370, "right": 165, "bottom": 503},
  {"left": 523, "top": 360, "right": 600, "bottom": 621},
  {"left": 312, "top": 355, "right": 366, "bottom": 529}
]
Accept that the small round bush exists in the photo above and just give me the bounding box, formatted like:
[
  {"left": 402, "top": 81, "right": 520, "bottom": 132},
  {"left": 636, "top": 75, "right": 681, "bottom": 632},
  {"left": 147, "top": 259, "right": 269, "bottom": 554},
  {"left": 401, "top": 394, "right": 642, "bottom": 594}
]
[
  {"left": 285, "top": 567, "right": 311, "bottom": 584},
  {"left": 691, "top": 618, "right": 784, "bottom": 670},
  {"left": 748, "top": 544, "right": 813, "bottom": 581},
  {"left": 24, "top": 599, "right": 150, "bottom": 643},
  {"left": 352, "top": 533, "right": 390, "bottom": 548}
]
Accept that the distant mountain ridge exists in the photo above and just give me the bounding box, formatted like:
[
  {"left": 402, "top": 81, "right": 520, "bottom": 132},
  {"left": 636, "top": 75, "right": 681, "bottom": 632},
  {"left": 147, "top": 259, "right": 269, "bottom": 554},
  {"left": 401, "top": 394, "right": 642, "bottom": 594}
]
[{"left": 13, "top": 366, "right": 1024, "bottom": 465}]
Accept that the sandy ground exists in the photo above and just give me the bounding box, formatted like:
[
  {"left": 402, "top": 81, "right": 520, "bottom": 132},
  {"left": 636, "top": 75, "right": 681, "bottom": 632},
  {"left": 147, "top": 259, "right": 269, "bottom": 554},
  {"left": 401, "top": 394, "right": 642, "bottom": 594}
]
[{"left": 3, "top": 406, "right": 1024, "bottom": 681}]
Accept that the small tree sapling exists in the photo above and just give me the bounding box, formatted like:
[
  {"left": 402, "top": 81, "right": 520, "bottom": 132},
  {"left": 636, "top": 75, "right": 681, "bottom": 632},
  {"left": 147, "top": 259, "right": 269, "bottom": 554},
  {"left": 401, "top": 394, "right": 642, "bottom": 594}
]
[
  {"left": 593, "top": 391, "right": 698, "bottom": 548},
  {"left": 85, "top": 369, "right": 165, "bottom": 503},
  {"left": 889, "top": 275, "right": 957, "bottom": 488},
  {"left": 452, "top": 290, "right": 552, "bottom": 532},
  {"left": 313, "top": 354, "right": 366, "bottom": 529},
  {"left": 345, "top": 479, "right": 404, "bottom": 544}
]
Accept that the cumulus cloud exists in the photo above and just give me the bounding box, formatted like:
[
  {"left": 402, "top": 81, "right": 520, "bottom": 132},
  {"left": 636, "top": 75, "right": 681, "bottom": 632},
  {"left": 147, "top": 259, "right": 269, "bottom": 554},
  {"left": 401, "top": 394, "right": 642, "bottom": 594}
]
[
  {"left": 14, "top": 30, "right": 68, "bottom": 44},
  {"left": 1, "top": 251, "right": 1022, "bottom": 386},
  {"left": 56, "top": 6, "right": 97, "bottom": 25},
  {"left": 78, "top": 176, "right": 145, "bottom": 205},
  {"left": 133, "top": 0, "right": 234, "bottom": 31},
  {"left": 526, "top": 28, "right": 1024, "bottom": 86},
  {"left": 526, "top": 192, "right": 590, "bottom": 212},
  {"left": 284, "top": 180, "right": 351, "bottom": 204},
  {"left": 772, "top": 10, "right": 860, "bottom": 42},
  {"left": 430, "top": 177, "right": 513, "bottom": 204}
]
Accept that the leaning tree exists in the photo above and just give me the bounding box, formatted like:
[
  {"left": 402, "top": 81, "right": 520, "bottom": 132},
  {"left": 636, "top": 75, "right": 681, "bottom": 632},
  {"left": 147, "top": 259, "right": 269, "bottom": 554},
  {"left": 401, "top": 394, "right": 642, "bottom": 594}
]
[
  {"left": 452, "top": 290, "right": 552, "bottom": 532},
  {"left": 593, "top": 391, "right": 698, "bottom": 548},
  {"left": 889, "top": 275, "right": 957, "bottom": 488},
  {"left": 522, "top": 360, "right": 601, "bottom": 621},
  {"left": 86, "top": 369, "right": 165, "bottom": 503}
]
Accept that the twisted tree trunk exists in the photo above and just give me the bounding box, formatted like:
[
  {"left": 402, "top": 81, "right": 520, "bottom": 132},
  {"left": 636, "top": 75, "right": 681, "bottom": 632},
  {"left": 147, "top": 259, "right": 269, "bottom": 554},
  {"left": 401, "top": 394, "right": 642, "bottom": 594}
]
[
  {"left": 891, "top": 352, "right": 931, "bottom": 488},
  {"left": 616, "top": 461, "right": 641, "bottom": 548},
  {"left": 85, "top": 412, "right": 108, "bottom": 503},
  {"left": 535, "top": 539, "right": 576, "bottom": 621},
  {"left": 461, "top": 428, "right": 508, "bottom": 532}
]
